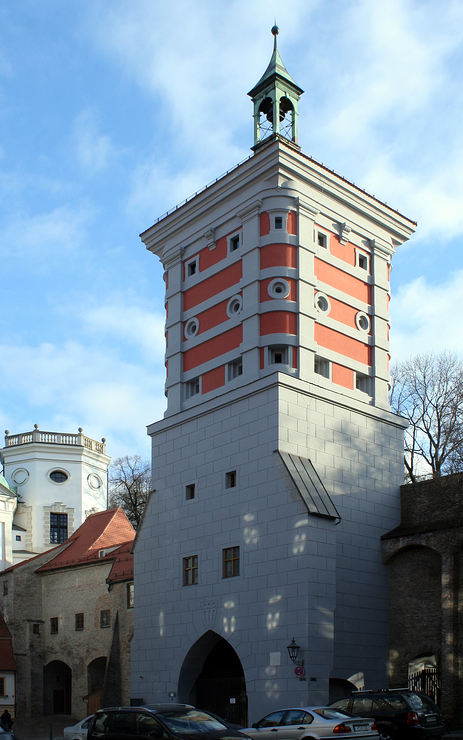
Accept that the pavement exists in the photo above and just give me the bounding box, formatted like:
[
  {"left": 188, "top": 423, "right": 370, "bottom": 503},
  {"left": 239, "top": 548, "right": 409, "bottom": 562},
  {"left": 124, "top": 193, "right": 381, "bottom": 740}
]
[{"left": 11, "top": 715, "right": 77, "bottom": 740}]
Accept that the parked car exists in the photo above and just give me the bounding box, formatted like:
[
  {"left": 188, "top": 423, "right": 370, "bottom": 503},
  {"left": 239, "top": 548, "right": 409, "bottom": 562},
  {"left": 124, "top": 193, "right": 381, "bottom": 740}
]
[
  {"left": 87, "top": 703, "right": 254, "bottom": 740},
  {"left": 0, "top": 724, "right": 15, "bottom": 740},
  {"left": 63, "top": 714, "right": 94, "bottom": 740},
  {"left": 329, "top": 690, "right": 446, "bottom": 740},
  {"left": 243, "top": 706, "right": 379, "bottom": 740}
]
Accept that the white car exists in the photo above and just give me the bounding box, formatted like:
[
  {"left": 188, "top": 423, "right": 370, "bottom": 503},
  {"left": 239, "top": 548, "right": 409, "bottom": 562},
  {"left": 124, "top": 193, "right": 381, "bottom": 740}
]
[
  {"left": 243, "top": 707, "right": 379, "bottom": 740},
  {"left": 63, "top": 715, "right": 93, "bottom": 740}
]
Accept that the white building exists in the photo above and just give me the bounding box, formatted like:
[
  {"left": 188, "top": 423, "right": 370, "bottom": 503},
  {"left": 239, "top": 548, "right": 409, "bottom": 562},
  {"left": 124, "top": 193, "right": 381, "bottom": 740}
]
[
  {"left": 130, "top": 28, "right": 416, "bottom": 724},
  {"left": 1, "top": 425, "right": 110, "bottom": 563}
]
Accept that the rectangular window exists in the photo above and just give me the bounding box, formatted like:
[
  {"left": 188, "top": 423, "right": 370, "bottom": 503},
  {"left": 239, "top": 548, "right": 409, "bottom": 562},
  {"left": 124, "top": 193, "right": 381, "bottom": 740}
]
[
  {"left": 127, "top": 582, "right": 134, "bottom": 609},
  {"left": 317, "top": 230, "right": 328, "bottom": 248},
  {"left": 223, "top": 546, "right": 240, "bottom": 578},
  {"left": 100, "top": 610, "right": 110, "bottom": 628},
  {"left": 356, "top": 249, "right": 370, "bottom": 272},
  {"left": 228, "top": 358, "right": 243, "bottom": 380},
  {"left": 229, "top": 234, "right": 240, "bottom": 252},
  {"left": 314, "top": 356, "right": 330, "bottom": 378},
  {"left": 75, "top": 613, "right": 84, "bottom": 631},
  {"left": 275, "top": 216, "right": 283, "bottom": 229},
  {"left": 50, "top": 513, "right": 68, "bottom": 544},
  {"left": 15, "top": 535, "right": 21, "bottom": 542},
  {"left": 2, "top": 582, "right": 7, "bottom": 596},
  {"left": 0, "top": 678, "right": 5, "bottom": 697},
  {"left": 33, "top": 623, "right": 41, "bottom": 636},
  {"left": 186, "top": 258, "right": 197, "bottom": 277},
  {"left": 269, "top": 346, "right": 288, "bottom": 365},
  {"left": 356, "top": 372, "right": 371, "bottom": 395},
  {"left": 186, "top": 377, "right": 200, "bottom": 398},
  {"left": 183, "top": 556, "right": 198, "bottom": 586},
  {"left": 186, "top": 484, "right": 196, "bottom": 500},
  {"left": 50, "top": 617, "right": 58, "bottom": 634},
  {"left": 226, "top": 471, "right": 236, "bottom": 489}
]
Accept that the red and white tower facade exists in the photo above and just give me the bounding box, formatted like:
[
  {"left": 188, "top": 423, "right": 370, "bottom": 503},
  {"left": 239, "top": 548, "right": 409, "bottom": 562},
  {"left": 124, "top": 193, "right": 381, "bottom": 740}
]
[{"left": 131, "top": 28, "right": 416, "bottom": 723}]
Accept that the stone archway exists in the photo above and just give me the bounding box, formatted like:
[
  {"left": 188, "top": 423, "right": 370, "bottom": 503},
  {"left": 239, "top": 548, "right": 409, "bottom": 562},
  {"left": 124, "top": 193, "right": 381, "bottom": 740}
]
[
  {"left": 178, "top": 631, "right": 247, "bottom": 726},
  {"left": 43, "top": 660, "right": 72, "bottom": 715}
]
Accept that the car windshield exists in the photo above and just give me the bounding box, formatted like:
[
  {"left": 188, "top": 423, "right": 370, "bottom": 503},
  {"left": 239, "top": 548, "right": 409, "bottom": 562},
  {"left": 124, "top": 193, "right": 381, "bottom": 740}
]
[
  {"left": 158, "top": 709, "right": 228, "bottom": 734},
  {"left": 314, "top": 709, "right": 354, "bottom": 720}
]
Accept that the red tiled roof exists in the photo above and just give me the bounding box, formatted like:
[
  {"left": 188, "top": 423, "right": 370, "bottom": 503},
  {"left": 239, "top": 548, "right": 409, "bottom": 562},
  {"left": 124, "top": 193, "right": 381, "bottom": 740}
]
[
  {"left": 0, "top": 614, "right": 16, "bottom": 670},
  {"left": 107, "top": 541, "right": 134, "bottom": 584},
  {"left": 36, "top": 508, "right": 135, "bottom": 573}
]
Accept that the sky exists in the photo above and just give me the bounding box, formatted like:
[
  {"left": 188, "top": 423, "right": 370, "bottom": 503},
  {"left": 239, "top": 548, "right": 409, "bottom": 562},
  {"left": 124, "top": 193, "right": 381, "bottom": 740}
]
[{"left": 1, "top": 0, "right": 463, "bottom": 462}]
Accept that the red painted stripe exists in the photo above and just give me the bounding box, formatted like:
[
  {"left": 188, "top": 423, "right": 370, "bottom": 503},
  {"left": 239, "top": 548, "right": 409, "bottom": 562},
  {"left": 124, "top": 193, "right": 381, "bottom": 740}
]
[
  {"left": 260, "top": 311, "right": 297, "bottom": 336},
  {"left": 260, "top": 212, "right": 270, "bottom": 236},
  {"left": 202, "top": 365, "right": 225, "bottom": 394},
  {"left": 287, "top": 211, "right": 297, "bottom": 235},
  {"left": 315, "top": 258, "right": 371, "bottom": 303},
  {"left": 260, "top": 244, "right": 298, "bottom": 269},
  {"left": 183, "top": 261, "right": 242, "bottom": 311},
  {"left": 315, "top": 324, "right": 371, "bottom": 365},
  {"left": 332, "top": 363, "right": 354, "bottom": 389},
  {"left": 183, "top": 325, "right": 243, "bottom": 371}
]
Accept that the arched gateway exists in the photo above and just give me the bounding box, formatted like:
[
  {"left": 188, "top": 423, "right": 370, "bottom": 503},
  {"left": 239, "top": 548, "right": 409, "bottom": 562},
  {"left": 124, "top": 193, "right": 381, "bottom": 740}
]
[{"left": 178, "top": 632, "right": 247, "bottom": 727}]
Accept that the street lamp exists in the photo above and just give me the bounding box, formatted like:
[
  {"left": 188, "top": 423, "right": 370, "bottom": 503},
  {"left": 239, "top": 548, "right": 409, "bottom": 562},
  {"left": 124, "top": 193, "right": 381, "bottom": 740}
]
[{"left": 286, "top": 637, "right": 304, "bottom": 668}]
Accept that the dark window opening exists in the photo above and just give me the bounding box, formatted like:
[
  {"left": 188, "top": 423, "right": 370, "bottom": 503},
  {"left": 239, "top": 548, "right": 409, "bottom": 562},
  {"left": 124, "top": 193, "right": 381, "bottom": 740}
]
[
  {"left": 226, "top": 471, "right": 236, "bottom": 489},
  {"left": 75, "top": 613, "right": 84, "bottom": 631},
  {"left": 50, "top": 513, "right": 68, "bottom": 544},
  {"left": 50, "top": 470, "right": 68, "bottom": 483},
  {"left": 223, "top": 546, "right": 240, "bottom": 578},
  {"left": 187, "top": 260, "right": 197, "bottom": 276},
  {"left": 100, "top": 610, "right": 110, "bottom": 628},
  {"left": 50, "top": 617, "right": 58, "bottom": 634},
  {"left": 230, "top": 234, "right": 240, "bottom": 251},
  {"left": 186, "top": 484, "right": 196, "bottom": 500},
  {"left": 275, "top": 217, "right": 283, "bottom": 229},
  {"left": 183, "top": 556, "right": 198, "bottom": 586}
]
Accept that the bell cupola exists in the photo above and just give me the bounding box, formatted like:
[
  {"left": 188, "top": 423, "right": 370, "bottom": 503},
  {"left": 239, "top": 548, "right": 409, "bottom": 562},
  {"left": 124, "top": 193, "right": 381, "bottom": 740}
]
[{"left": 248, "top": 25, "right": 304, "bottom": 149}]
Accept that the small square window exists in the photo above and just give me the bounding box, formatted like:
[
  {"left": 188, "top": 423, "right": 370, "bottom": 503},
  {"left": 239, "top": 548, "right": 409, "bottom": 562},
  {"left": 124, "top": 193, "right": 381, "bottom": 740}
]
[
  {"left": 186, "top": 483, "right": 196, "bottom": 500},
  {"left": 228, "top": 358, "right": 243, "bottom": 380},
  {"left": 229, "top": 234, "right": 240, "bottom": 252},
  {"left": 15, "top": 535, "right": 21, "bottom": 542},
  {"left": 2, "top": 582, "right": 7, "bottom": 596},
  {"left": 317, "top": 231, "right": 328, "bottom": 248},
  {"left": 269, "top": 346, "right": 288, "bottom": 365},
  {"left": 275, "top": 216, "right": 283, "bottom": 229},
  {"left": 127, "top": 583, "right": 134, "bottom": 609},
  {"left": 314, "top": 356, "right": 330, "bottom": 378},
  {"left": 186, "top": 377, "right": 200, "bottom": 398},
  {"left": 356, "top": 250, "right": 370, "bottom": 272},
  {"left": 50, "top": 617, "right": 58, "bottom": 634},
  {"left": 183, "top": 556, "right": 198, "bottom": 586},
  {"left": 223, "top": 546, "right": 240, "bottom": 578},
  {"left": 100, "top": 610, "right": 110, "bottom": 628},
  {"left": 226, "top": 471, "right": 236, "bottom": 489},
  {"left": 33, "top": 623, "right": 41, "bottom": 636},
  {"left": 187, "top": 259, "right": 197, "bottom": 277},
  {"left": 75, "top": 613, "right": 84, "bottom": 631}
]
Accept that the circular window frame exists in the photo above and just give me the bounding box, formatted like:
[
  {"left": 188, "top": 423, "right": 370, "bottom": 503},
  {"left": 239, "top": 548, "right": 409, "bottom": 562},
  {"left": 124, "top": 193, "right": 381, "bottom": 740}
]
[
  {"left": 88, "top": 473, "right": 102, "bottom": 490},
  {"left": 314, "top": 291, "right": 331, "bottom": 314},
  {"left": 48, "top": 468, "right": 70, "bottom": 485},
  {"left": 11, "top": 468, "right": 29, "bottom": 486},
  {"left": 227, "top": 294, "right": 243, "bottom": 318},
  {"left": 185, "top": 317, "right": 199, "bottom": 338},
  {"left": 355, "top": 312, "right": 371, "bottom": 332},
  {"left": 268, "top": 279, "right": 290, "bottom": 300}
]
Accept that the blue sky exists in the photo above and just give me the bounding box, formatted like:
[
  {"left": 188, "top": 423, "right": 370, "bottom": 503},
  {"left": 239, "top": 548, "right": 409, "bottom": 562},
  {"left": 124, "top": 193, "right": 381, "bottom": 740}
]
[{"left": 1, "top": 0, "right": 463, "bottom": 461}]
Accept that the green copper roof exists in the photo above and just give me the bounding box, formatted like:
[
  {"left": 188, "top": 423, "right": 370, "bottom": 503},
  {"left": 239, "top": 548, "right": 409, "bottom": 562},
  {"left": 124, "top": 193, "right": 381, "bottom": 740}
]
[{"left": 248, "top": 26, "right": 304, "bottom": 99}]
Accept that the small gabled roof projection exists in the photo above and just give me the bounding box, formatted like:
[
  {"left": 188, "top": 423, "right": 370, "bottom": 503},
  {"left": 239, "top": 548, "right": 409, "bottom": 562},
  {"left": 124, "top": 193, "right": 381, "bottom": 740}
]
[{"left": 278, "top": 451, "right": 341, "bottom": 521}]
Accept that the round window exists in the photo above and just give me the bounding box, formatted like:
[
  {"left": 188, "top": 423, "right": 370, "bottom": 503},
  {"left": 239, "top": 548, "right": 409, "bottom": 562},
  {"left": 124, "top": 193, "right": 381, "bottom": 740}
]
[
  {"left": 314, "top": 292, "right": 331, "bottom": 313},
  {"left": 268, "top": 279, "right": 290, "bottom": 300},
  {"left": 49, "top": 470, "right": 68, "bottom": 484},
  {"left": 88, "top": 474, "right": 102, "bottom": 490},
  {"left": 185, "top": 318, "right": 199, "bottom": 338},
  {"left": 12, "top": 468, "right": 29, "bottom": 486},
  {"left": 356, "top": 312, "right": 371, "bottom": 332},
  {"left": 227, "top": 294, "right": 243, "bottom": 318}
]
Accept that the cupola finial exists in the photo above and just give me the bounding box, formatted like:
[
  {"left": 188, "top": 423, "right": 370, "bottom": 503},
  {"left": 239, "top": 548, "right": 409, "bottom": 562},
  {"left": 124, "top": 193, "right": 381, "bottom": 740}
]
[{"left": 248, "top": 26, "right": 303, "bottom": 150}]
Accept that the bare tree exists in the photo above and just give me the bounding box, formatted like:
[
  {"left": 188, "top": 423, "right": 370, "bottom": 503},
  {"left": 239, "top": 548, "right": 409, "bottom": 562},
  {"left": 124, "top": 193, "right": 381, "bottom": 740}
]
[
  {"left": 390, "top": 352, "right": 463, "bottom": 482},
  {"left": 108, "top": 455, "right": 151, "bottom": 528}
]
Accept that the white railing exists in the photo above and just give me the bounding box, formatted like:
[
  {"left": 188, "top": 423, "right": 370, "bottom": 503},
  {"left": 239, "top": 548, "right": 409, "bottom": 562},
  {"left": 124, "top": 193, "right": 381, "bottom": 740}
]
[{"left": 4, "top": 426, "right": 106, "bottom": 454}]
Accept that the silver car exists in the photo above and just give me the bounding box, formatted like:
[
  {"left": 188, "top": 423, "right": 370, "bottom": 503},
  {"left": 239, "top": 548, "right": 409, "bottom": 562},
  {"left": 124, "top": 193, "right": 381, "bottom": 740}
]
[
  {"left": 244, "top": 707, "right": 379, "bottom": 740},
  {"left": 63, "top": 715, "right": 94, "bottom": 740}
]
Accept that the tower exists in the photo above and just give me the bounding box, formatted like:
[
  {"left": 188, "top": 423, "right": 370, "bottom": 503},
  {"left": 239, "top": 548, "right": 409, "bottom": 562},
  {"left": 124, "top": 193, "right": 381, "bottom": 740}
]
[
  {"left": 1, "top": 425, "right": 110, "bottom": 562},
  {"left": 131, "top": 30, "right": 416, "bottom": 722}
]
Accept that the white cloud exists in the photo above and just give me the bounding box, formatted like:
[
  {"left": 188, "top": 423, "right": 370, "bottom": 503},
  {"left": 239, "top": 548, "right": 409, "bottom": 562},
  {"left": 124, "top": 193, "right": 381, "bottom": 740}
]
[
  {"left": 390, "top": 270, "right": 463, "bottom": 360},
  {"left": 74, "top": 109, "right": 114, "bottom": 174}
]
